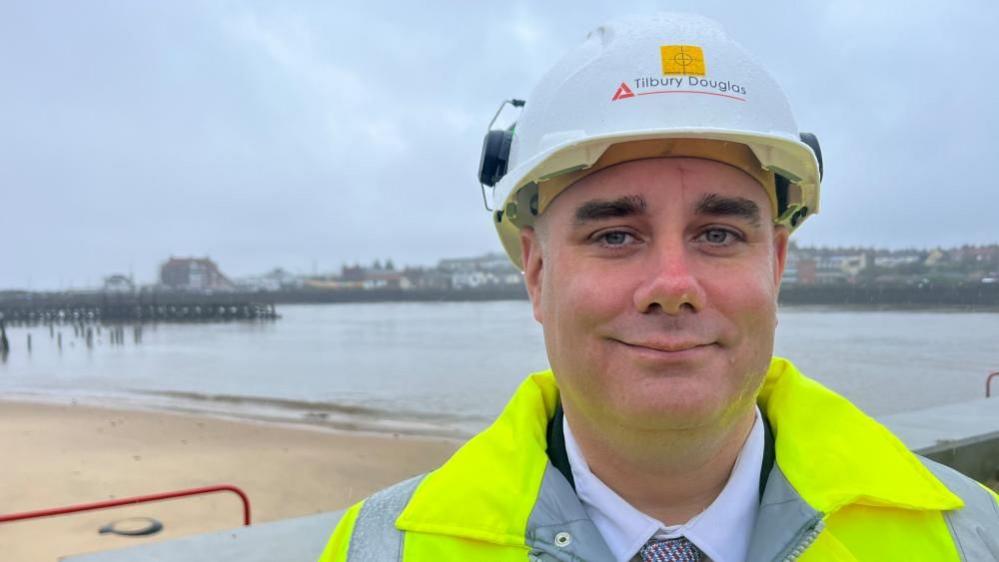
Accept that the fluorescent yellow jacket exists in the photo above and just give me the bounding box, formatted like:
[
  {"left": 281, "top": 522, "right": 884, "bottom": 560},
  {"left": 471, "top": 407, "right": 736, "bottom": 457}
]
[{"left": 320, "top": 358, "right": 999, "bottom": 561}]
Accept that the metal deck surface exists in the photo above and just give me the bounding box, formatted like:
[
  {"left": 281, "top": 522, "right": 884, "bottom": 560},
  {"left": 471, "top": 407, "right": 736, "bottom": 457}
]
[
  {"left": 61, "top": 510, "right": 344, "bottom": 562},
  {"left": 879, "top": 397, "right": 999, "bottom": 453}
]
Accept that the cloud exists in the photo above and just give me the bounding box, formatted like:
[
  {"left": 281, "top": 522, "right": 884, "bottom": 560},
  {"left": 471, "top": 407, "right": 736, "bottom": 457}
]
[{"left": 1, "top": 0, "right": 997, "bottom": 289}]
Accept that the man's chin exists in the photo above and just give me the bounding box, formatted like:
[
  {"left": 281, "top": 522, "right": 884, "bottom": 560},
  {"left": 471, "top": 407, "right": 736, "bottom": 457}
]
[{"left": 610, "top": 385, "right": 732, "bottom": 430}]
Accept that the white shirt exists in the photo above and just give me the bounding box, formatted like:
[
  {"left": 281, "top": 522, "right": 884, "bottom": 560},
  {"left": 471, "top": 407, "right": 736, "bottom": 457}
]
[{"left": 564, "top": 408, "right": 764, "bottom": 562}]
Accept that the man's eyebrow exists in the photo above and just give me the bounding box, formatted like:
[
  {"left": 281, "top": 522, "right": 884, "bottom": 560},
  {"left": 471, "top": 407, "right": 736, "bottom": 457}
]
[
  {"left": 695, "top": 194, "right": 762, "bottom": 227},
  {"left": 573, "top": 195, "right": 647, "bottom": 224}
]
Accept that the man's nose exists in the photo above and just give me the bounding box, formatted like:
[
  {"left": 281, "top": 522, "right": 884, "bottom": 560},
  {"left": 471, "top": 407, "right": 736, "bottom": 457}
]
[{"left": 632, "top": 242, "right": 706, "bottom": 315}]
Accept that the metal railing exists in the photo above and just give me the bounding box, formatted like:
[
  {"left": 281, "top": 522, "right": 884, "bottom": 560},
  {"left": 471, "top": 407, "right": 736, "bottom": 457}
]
[
  {"left": 987, "top": 371, "right": 999, "bottom": 399},
  {"left": 0, "top": 484, "right": 251, "bottom": 526}
]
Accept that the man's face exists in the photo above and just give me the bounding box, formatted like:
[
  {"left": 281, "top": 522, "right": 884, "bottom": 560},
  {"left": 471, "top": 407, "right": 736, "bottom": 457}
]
[{"left": 521, "top": 157, "right": 788, "bottom": 432}]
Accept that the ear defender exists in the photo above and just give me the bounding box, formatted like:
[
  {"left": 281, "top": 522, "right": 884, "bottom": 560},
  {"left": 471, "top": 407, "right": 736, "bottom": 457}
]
[
  {"left": 799, "top": 132, "right": 823, "bottom": 179},
  {"left": 479, "top": 128, "right": 514, "bottom": 188},
  {"left": 775, "top": 132, "right": 823, "bottom": 226},
  {"left": 478, "top": 99, "right": 526, "bottom": 210}
]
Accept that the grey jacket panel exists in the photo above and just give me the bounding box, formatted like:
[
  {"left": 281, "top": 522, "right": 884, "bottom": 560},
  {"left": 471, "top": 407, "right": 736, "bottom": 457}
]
[
  {"left": 919, "top": 458, "right": 999, "bottom": 562},
  {"left": 347, "top": 475, "right": 424, "bottom": 562},
  {"left": 745, "top": 466, "right": 823, "bottom": 562},
  {"left": 525, "top": 463, "right": 616, "bottom": 561}
]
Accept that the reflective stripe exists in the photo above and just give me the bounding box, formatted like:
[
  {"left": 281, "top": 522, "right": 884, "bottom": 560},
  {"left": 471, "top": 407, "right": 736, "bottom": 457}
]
[
  {"left": 347, "top": 475, "right": 424, "bottom": 562},
  {"left": 920, "top": 458, "right": 999, "bottom": 561}
]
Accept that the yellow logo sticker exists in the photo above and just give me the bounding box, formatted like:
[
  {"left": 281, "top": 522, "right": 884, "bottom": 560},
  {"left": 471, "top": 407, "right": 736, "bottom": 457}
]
[{"left": 660, "top": 45, "right": 706, "bottom": 76}]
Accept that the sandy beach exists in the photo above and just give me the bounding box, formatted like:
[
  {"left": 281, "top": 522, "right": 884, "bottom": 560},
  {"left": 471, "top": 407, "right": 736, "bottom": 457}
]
[{"left": 0, "top": 400, "right": 462, "bottom": 562}]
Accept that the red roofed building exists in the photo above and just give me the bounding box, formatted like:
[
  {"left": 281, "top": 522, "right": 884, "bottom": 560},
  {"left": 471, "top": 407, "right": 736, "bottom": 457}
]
[{"left": 160, "top": 257, "right": 234, "bottom": 291}]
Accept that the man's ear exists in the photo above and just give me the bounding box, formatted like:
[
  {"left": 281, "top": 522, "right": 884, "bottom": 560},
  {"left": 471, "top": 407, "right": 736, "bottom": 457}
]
[
  {"left": 520, "top": 227, "right": 544, "bottom": 324},
  {"left": 772, "top": 227, "right": 790, "bottom": 291}
]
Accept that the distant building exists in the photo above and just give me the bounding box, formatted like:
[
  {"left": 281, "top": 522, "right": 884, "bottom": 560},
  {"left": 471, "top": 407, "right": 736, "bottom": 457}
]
[
  {"left": 235, "top": 268, "right": 304, "bottom": 292},
  {"left": 160, "top": 257, "right": 234, "bottom": 291},
  {"left": 263, "top": 267, "right": 303, "bottom": 289},
  {"left": 782, "top": 250, "right": 800, "bottom": 285},
  {"left": 402, "top": 267, "right": 451, "bottom": 290},
  {"left": 438, "top": 253, "right": 513, "bottom": 273},
  {"left": 873, "top": 253, "right": 922, "bottom": 268},
  {"left": 340, "top": 264, "right": 369, "bottom": 283},
  {"left": 796, "top": 259, "right": 818, "bottom": 285},
  {"left": 334, "top": 260, "right": 410, "bottom": 290},
  {"left": 837, "top": 254, "right": 868, "bottom": 279},
  {"left": 786, "top": 246, "right": 868, "bottom": 285},
  {"left": 780, "top": 244, "right": 996, "bottom": 287},
  {"left": 451, "top": 271, "right": 489, "bottom": 289},
  {"left": 437, "top": 253, "right": 522, "bottom": 287},
  {"left": 103, "top": 274, "right": 135, "bottom": 293},
  {"left": 924, "top": 249, "right": 947, "bottom": 267},
  {"left": 358, "top": 269, "right": 411, "bottom": 290},
  {"left": 950, "top": 245, "right": 999, "bottom": 264}
]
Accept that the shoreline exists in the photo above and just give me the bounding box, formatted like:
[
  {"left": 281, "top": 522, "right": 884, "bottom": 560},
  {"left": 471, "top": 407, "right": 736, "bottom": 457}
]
[
  {"left": 0, "top": 398, "right": 462, "bottom": 562},
  {"left": 0, "top": 388, "right": 487, "bottom": 441}
]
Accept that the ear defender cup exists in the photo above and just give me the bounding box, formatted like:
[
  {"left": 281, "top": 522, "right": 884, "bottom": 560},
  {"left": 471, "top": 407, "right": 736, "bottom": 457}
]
[
  {"left": 479, "top": 129, "right": 514, "bottom": 187},
  {"left": 799, "top": 132, "right": 823, "bottom": 179},
  {"left": 774, "top": 133, "right": 821, "bottom": 225}
]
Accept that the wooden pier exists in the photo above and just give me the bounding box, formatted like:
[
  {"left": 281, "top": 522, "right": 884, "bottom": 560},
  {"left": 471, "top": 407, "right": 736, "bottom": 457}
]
[{"left": 0, "top": 292, "right": 278, "bottom": 324}]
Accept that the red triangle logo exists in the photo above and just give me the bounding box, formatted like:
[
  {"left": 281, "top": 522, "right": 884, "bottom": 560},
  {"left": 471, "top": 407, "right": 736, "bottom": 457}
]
[{"left": 611, "top": 82, "right": 635, "bottom": 101}]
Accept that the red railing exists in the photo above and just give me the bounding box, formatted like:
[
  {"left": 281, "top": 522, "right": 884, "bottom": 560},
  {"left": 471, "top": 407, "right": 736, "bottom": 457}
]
[
  {"left": 987, "top": 372, "right": 999, "bottom": 399},
  {"left": 0, "top": 484, "right": 251, "bottom": 526}
]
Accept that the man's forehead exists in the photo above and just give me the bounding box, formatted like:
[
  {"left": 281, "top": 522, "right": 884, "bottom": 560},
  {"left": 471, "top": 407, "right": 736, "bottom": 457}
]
[
  {"left": 533, "top": 141, "right": 779, "bottom": 220},
  {"left": 547, "top": 157, "right": 773, "bottom": 219}
]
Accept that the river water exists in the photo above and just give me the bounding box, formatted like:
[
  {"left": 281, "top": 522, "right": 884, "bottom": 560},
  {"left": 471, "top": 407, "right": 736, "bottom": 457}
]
[{"left": 1, "top": 302, "right": 997, "bottom": 437}]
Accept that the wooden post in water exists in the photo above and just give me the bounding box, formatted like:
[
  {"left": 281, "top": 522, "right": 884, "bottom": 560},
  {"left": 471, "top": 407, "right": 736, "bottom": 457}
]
[
  {"left": 27, "top": 333, "right": 32, "bottom": 353},
  {"left": 58, "top": 332, "right": 63, "bottom": 350},
  {"left": 0, "top": 321, "right": 9, "bottom": 357}
]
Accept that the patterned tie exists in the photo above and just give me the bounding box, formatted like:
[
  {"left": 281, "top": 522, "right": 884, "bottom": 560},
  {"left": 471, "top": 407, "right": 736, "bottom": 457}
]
[{"left": 639, "top": 537, "right": 704, "bottom": 562}]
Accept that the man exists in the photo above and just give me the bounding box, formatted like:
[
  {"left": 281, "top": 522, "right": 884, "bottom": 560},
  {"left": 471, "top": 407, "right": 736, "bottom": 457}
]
[{"left": 321, "top": 13, "right": 999, "bottom": 561}]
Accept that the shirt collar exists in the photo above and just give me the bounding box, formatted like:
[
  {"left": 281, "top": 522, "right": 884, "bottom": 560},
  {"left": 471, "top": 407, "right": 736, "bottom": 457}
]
[{"left": 564, "top": 408, "right": 763, "bottom": 562}]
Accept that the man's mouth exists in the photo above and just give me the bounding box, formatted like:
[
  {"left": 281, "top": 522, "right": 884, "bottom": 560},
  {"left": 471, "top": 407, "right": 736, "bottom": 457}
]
[{"left": 614, "top": 338, "right": 717, "bottom": 354}]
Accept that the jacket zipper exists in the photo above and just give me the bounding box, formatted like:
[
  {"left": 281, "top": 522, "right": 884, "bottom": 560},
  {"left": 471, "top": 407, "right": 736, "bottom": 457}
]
[{"left": 782, "top": 518, "right": 825, "bottom": 562}]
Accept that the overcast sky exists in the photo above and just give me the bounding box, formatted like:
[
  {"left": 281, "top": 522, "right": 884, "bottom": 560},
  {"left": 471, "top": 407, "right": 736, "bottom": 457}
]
[{"left": 2, "top": 0, "right": 997, "bottom": 290}]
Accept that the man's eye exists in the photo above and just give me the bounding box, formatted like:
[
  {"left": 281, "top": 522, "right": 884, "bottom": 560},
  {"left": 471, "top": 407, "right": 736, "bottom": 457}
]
[
  {"left": 597, "top": 231, "right": 635, "bottom": 246},
  {"left": 701, "top": 228, "right": 738, "bottom": 245}
]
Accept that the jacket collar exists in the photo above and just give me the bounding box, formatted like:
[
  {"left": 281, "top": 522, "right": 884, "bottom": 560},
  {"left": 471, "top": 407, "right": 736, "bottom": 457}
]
[
  {"left": 397, "top": 358, "right": 962, "bottom": 544},
  {"left": 396, "top": 371, "right": 558, "bottom": 546},
  {"left": 758, "top": 357, "right": 962, "bottom": 514}
]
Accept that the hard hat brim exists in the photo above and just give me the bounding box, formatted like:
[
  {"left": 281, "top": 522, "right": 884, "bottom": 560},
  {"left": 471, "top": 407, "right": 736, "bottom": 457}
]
[{"left": 494, "top": 130, "right": 820, "bottom": 270}]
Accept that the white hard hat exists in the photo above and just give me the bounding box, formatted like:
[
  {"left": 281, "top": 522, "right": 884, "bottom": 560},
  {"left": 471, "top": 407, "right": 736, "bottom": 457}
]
[{"left": 479, "top": 13, "right": 823, "bottom": 269}]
